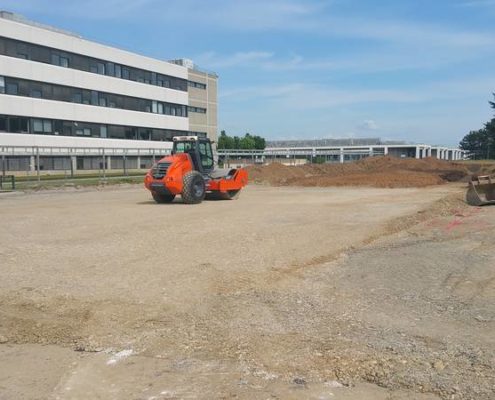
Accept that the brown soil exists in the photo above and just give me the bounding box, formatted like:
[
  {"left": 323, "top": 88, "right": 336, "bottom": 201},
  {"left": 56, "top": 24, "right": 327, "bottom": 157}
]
[{"left": 246, "top": 156, "right": 495, "bottom": 188}]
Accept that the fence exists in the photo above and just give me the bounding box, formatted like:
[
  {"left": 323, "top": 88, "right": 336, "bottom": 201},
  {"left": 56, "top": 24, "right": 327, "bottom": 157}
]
[{"left": 0, "top": 145, "right": 171, "bottom": 189}]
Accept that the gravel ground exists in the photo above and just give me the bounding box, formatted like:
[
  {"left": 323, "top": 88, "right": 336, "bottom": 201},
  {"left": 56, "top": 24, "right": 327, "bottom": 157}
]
[{"left": 0, "top": 184, "right": 493, "bottom": 399}]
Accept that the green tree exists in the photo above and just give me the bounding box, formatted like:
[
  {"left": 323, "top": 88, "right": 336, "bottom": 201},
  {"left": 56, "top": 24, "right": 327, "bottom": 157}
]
[
  {"left": 239, "top": 133, "right": 256, "bottom": 149},
  {"left": 252, "top": 135, "right": 266, "bottom": 150},
  {"left": 459, "top": 94, "right": 495, "bottom": 159},
  {"left": 217, "top": 130, "right": 234, "bottom": 149},
  {"left": 217, "top": 130, "right": 267, "bottom": 150},
  {"left": 460, "top": 129, "right": 491, "bottom": 159}
]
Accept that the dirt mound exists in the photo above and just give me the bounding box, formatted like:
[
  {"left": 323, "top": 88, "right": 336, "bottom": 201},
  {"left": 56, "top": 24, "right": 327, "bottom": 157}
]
[{"left": 246, "top": 156, "right": 475, "bottom": 188}]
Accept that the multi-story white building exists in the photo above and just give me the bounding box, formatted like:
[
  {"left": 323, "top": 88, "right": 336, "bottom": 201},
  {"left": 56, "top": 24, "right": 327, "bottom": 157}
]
[{"left": 0, "top": 11, "right": 217, "bottom": 172}]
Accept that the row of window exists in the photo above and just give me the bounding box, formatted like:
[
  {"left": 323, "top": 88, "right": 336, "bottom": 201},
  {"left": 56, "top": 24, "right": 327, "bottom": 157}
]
[
  {"left": 187, "top": 106, "right": 207, "bottom": 114},
  {"left": 0, "top": 115, "right": 207, "bottom": 141},
  {"left": 0, "top": 36, "right": 206, "bottom": 92},
  {"left": 188, "top": 81, "right": 207, "bottom": 89},
  {"left": 0, "top": 76, "right": 196, "bottom": 117}
]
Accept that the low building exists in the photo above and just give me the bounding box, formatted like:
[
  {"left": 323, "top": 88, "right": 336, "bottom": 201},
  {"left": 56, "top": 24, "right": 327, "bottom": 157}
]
[{"left": 218, "top": 138, "right": 465, "bottom": 166}]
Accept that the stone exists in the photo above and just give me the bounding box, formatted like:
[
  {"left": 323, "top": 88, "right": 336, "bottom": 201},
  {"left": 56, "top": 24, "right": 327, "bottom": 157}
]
[
  {"left": 0, "top": 335, "right": 8, "bottom": 344},
  {"left": 433, "top": 360, "right": 445, "bottom": 371},
  {"left": 293, "top": 377, "right": 307, "bottom": 385}
]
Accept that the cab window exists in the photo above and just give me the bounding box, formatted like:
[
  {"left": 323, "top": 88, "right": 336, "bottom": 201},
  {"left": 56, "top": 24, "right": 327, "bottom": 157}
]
[
  {"left": 198, "top": 141, "right": 214, "bottom": 169},
  {"left": 174, "top": 141, "right": 194, "bottom": 153}
]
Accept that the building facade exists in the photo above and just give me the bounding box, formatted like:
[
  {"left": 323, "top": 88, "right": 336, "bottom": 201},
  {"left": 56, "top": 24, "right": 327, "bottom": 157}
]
[{"left": 0, "top": 11, "right": 218, "bottom": 172}]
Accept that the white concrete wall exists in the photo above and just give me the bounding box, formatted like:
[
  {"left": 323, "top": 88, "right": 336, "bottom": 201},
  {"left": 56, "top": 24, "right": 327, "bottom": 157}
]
[{"left": 0, "top": 132, "right": 173, "bottom": 150}]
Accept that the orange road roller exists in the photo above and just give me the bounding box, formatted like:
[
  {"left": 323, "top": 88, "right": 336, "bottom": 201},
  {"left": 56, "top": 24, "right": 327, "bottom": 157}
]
[{"left": 144, "top": 136, "right": 248, "bottom": 204}]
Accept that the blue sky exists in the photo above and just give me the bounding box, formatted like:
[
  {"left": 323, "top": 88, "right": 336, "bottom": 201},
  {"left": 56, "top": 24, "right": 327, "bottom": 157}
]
[{"left": 1, "top": 0, "right": 495, "bottom": 146}]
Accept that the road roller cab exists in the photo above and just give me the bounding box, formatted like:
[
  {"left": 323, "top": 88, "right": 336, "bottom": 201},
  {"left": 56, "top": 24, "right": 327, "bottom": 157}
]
[{"left": 144, "top": 136, "right": 248, "bottom": 204}]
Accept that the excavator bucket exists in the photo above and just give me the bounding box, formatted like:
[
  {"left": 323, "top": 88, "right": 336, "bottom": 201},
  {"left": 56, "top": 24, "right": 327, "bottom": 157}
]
[{"left": 466, "top": 175, "right": 495, "bottom": 206}]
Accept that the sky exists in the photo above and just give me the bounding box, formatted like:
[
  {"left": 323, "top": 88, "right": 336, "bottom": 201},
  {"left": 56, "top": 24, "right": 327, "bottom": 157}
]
[{"left": 1, "top": 0, "right": 495, "bottom": 146}]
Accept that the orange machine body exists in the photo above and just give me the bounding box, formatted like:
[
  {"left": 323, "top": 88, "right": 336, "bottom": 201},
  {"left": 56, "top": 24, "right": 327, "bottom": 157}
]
[{"left": 144, "top": 153, "right": 248, "bottom": 196}]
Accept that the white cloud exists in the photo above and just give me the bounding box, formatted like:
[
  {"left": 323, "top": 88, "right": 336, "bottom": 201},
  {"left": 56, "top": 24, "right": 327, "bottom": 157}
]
[
  {"left": 6, "top": 0, "right": 494, "bottom": 50},
  {"left": 220, "top": 75, "right": 495, "bottom": 109},
  {"left": 220, "top": 83, "right": 424, "bottom": 107},
  {"left": 194, "top": 51, "right": 273, "bottom": 68},
  {"left": 0, "top": 0, "right": 155, "bottom": 20},
  {"left": 359, "top": 120, "right": 379, "bottom": 131},
  {"left": 199, "top": 46, "right": 486, "bottom": 73},
  {"left": 458, "top": 0, "right": 495, "bottom": 7}
]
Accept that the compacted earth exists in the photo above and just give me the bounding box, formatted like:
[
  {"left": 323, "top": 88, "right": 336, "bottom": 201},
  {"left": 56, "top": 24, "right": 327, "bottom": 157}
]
[{"left": 0, "top": 181, "right": 494, "bottom": 399}]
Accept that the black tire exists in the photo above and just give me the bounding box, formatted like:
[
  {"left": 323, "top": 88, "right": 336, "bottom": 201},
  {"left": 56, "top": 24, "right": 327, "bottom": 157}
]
[
  {"left": 182, "top": 171, "right": 206, "bottom": 204},
  {"left": 152, "top": 192, "right": 176, "bottom": 203}
]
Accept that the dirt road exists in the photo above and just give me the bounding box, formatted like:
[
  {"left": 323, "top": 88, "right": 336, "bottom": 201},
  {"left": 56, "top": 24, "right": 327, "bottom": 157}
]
[{"left": 0, "top": 184, "right": 494, "bottom": 399}]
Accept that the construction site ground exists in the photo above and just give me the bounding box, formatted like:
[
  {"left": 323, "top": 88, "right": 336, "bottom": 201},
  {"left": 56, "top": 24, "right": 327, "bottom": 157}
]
[{"left": 1, "top": 177, "right": 494, "bottom": 398}]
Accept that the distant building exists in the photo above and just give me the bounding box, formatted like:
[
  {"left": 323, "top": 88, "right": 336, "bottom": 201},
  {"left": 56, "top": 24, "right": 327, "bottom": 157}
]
[
  {"left": 218, "top": 137, "right": 465, "bottom": 165},
  {"left": 266, "top": 138, "right": 407, "bottom": 148}
]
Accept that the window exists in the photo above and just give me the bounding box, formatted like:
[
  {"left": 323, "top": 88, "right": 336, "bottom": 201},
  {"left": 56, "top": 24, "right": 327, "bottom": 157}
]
[
  {"left": 100, "top": 125, "right": 107, "bottom": 138},
  {"left": 174, "top": 142, "right": 194, "bottom": 153},
  {"left": 72, "top": 91, "right": 83, "bottom": 103},
  {"left": 106, "top": 62, "right": 115, "bottom": 76},
  {"left": 157, "top": 103, "right": 164, "bottom": 114},
  {"left": 199, "top": 141, "right": 214, "bottom": 169},
  {"left": 139, "top": 129, "right": 151, "bottom": 140},
  {"left": 97, "top": 63, "right": 105, "bottom": 75},
  {"left": 0, "top": 76, "right": 4, "bottom": 94},
  {"left": 6, "top": 82, "right": 18, "bottom": 95},
  {"left": 51, "top": 53, "right": 60, "bottom": 65},
  {"left": 33, "top": 119, "right": 43, "bottom": 132},
  {"left": 31, "top": 89, "right": 42, "bottom": 98},
  {"left": 17, "top": 43, "right": 28, "bottom": 60},
  {"left": 188, "top": 106, "right": 205, "bottom": 113},
  {"left": 115, "top": 64, "right": 122, "bottom": 78},
  {"left": 9, "top": 117, "right": 29, "bottom": 133},
  {"left": 152, "top": 101, "right": 158, "bottom": 113},
  {"left": 91, "top": 91, "right": 98, "bottom": 106},
  {"left": 83, "top": 128, "right": 91, "bottom": 136},
  {"left": 188, "top": 81, "right": 206, "bottom": 89},
  {"left": 99, "top": 96, "right": 107, "bottom": 107},
  {"left": 43, "top": 120, "right": 52, "bottom": 133},
  {"left": 51, "top": 52, "right": 69, "bottom": 67},
  {"left": 122, "top": 67, "right": 130, "bottom": 80},
  {"left": 32, "top": 119, "right": 52, "bottom": 133}
]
